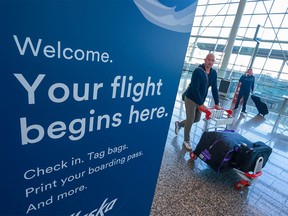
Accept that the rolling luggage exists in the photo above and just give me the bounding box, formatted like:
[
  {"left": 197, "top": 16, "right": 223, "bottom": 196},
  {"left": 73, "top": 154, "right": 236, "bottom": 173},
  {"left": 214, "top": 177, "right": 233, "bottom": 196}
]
[
  {"left": 191, "top": 131, "right": 273, "bottom": 189},
  {"left": 251, "top": 94, "right": 268, "bottom": 116},
  {"left": 193, "top": 131, "right": 250, "bottom": 173},
  {"left": 232, "top": 141, "right": 272, "bottom": 172},
  {"left": 193, "top": 131, "right": 272, "bottom": 173}
]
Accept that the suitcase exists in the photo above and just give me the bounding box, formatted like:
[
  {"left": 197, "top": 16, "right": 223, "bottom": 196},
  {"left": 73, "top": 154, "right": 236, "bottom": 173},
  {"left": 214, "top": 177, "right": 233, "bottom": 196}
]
[
  {"left": 194, "top": 131, "right": 250, "bottom": 173},
  {"left": 232, "top": 141, "right": 272, "bottom": 172},
  {"left": 251, "top": 94, "right": 269, "bottom": 116},
  {"left": 192, "top": 131, "right": 272, "bottom": 189}
]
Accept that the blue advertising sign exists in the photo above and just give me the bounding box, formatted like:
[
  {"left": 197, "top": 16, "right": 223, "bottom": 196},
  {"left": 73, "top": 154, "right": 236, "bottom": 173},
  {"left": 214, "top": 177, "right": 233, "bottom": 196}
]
[{"left": 0, "top": 0, "right": 197, "bottom": 215}]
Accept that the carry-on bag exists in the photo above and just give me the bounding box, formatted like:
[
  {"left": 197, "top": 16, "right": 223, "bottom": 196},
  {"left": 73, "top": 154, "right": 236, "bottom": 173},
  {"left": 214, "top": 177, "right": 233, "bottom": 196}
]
[
  {"left": 251, "top": 94, "right": 269, "bottom": 116},
  {"left": 232, "top": 141, "right": 272, "bottom": 172}
]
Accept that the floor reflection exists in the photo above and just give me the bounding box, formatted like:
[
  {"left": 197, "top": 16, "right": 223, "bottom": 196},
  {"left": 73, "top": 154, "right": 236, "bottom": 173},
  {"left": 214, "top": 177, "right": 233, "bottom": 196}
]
[{"left": 150, "top": 75, "right": 288, "bottom": 216}]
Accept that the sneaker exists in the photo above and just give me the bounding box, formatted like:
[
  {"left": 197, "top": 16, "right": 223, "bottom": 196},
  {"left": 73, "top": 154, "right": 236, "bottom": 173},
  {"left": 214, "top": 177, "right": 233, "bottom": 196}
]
[
  {"left": 183, "top": 141, "right": 192, "bottom": 151},
  {"left": 174, "top": 121, "right": 180, "bottom": 135},
  {"left": 233, "top": 107, "right": 238, "bottom": 110},
  {"left": 241, "top": 110, "right": 247, "bottom": 114}
]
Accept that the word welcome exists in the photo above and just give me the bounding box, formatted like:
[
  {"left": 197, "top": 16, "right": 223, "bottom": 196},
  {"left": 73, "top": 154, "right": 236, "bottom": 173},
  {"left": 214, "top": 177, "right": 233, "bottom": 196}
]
[{"left": 13, "top": 35, "right": 111, "bottom": 63}]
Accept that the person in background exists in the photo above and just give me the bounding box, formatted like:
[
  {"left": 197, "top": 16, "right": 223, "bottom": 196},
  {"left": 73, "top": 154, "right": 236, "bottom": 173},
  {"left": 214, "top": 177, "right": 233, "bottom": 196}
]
[
  {"left": 174, "top": 53, "right": 220, "bottom": 151},
  {"left": 234, "top": 68, "right": 255, "bottom": 114}
]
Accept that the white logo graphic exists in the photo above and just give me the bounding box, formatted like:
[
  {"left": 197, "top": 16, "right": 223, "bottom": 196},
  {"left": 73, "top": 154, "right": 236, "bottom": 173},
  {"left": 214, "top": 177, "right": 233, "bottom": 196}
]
[
  {"left": 70, "top": 197, "right": 117, "bottom": 216},
  {"left": 133, "top": 0, "right": 198, "bottom": 33}
]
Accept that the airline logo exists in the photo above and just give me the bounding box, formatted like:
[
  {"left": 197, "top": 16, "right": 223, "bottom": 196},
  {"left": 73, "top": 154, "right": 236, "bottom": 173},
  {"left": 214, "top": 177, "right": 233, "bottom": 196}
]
[{"left": 133, "top": 0, "right": 198, "bottom": 33}]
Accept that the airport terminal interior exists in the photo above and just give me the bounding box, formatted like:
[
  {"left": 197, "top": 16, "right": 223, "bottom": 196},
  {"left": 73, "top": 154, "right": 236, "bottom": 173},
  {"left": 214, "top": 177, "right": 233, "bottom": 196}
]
[
  {"left": 150, "top": 72, "right": 288, "bottom": 216},
  {"left": 150, "top": 0, "right": 288, "bottom": 215}
]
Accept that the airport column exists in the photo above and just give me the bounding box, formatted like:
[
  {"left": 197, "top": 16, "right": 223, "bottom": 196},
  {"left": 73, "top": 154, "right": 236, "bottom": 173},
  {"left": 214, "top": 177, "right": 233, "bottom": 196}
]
[{"left": 218, "top": 0, "right": 247, "bottom": 78}]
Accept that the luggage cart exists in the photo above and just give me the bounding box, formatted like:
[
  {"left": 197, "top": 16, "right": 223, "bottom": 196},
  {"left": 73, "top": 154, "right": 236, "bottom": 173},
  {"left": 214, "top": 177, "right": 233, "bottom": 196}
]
[
  {"left": 233, "top": 157, "right": 263, "bottom": 190},
  {"left": 199, "top": 107, "right": 234, "bottom": 131},
  {"left": 190, "top": 150, "right": 264, "bottom": 190},
  {"left": 189, "top": 133, "right": 269, "bottom": 190}
]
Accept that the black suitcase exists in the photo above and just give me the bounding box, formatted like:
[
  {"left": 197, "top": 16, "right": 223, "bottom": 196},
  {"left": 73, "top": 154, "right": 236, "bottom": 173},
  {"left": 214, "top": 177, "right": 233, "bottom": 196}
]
[
  {"left": 232, "top": 141, "right": 272, "bottom": 172},
  {"left": 194, "top": 131, "right": 250, "bottom": 173},
  {"left": 251, "top": 95, "right": 269, "bottom": 116}
]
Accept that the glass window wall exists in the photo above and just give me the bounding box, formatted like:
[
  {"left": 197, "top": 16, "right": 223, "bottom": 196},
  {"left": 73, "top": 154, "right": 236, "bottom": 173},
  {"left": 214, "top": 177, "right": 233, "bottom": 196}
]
[{"left": 184, "top": 0, "right": 288, "bottom": 114}]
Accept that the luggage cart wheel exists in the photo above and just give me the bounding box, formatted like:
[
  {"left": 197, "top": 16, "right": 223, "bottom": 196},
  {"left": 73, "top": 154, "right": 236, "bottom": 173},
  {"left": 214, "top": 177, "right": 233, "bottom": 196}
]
[
  {"left": 234, "top": 180, "right": 250, "bottom": 190},
  {"left": 234, "top": 182, "right": 244, "bottom": 190},
  {"left": 190, "top": 152, "right": 197, "bottom": 160}
]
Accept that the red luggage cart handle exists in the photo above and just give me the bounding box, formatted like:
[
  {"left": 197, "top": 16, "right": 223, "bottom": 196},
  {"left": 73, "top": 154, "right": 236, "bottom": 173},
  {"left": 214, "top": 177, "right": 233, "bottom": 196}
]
[
  {"left": 245, "top": 171, "right": 262, "bottom": 179},
  {"left": 198, "top": 107, "right": 233, "bottom": 120}
]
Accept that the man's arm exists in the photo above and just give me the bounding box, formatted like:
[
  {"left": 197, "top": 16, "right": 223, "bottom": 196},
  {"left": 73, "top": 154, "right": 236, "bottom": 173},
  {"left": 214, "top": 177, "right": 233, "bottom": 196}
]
[
  {"left": 190, "top": 69, "right": 203, "bottom": 105},
  {"left": 211, "top": 70, "right": 220, "bottom": 106},
  {"left": 251, "top": 76, "right": 255, "bottom": 93}
]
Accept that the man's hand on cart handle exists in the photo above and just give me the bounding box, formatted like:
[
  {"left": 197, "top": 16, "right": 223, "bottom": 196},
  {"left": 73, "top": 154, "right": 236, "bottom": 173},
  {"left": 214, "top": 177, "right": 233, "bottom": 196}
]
[
  {"left": 199, "top": 104, "right": 208, "bottom": 112},
  {"left": 198, "top": 105, "right": 211, "bottom": 120},
  {"left": 212, "top": 104, "right": 221, "bottom": 110}
]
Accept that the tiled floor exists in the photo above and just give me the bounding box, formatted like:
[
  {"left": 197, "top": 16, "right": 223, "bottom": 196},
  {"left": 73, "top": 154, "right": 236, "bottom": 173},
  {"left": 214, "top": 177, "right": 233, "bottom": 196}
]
[{"left": 150, "top": 72, "right": 288, "bottom": 216}]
